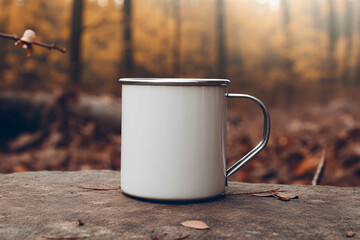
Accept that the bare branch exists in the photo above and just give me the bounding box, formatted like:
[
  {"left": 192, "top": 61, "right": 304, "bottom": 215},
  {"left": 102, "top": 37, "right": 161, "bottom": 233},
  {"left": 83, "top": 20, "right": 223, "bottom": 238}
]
[
  {"left": 0, "top": 32, "right": 66, "bottom": 54},
  {"left": 32, "top": 41, "right": 66, "bottom": 53},
  {"left": 0, "top": 33, "right": 19, "bottom": 41}
]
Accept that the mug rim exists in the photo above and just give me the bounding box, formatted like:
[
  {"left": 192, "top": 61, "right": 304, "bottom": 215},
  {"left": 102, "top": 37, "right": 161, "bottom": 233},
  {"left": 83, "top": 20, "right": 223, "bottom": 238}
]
[{"left": 119, "top": 78, "right": 230, "bottom": 86}]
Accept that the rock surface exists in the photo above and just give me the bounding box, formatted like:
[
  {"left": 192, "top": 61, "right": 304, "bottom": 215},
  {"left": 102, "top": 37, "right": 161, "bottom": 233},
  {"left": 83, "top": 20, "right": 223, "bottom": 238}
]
[{"left": 0, "top": 170, "right": 359, "bottom": 239}]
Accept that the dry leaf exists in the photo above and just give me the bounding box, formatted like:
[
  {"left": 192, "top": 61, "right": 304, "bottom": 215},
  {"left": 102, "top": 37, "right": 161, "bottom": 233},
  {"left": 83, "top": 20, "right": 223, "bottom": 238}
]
[
  {"left": 252, "top": 192, "right": 274, "bottom": 197},
  {"left": 181, "top": 220, "right": 209, "bottom": 230},
  {"left": 273, "top": 194, "right": 290, "bottom": 201},
  {"left": 25, "top": 45, "right": 33, "bottom": 57},
  {"left": 250, "top": 189, "right": 299, "bottom": 201},
  {"left": 273, "top": 192, "right": 299, "bottom": 201},
  {"left": 346, "top": 231, "right": 355, "bottom": 237},
  {"left": 14, "top": 41, "right": 33, "bottom": 56}
]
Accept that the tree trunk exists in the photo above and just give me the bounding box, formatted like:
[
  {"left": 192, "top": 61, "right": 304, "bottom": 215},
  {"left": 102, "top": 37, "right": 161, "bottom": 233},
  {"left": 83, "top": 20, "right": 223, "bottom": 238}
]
[
  {"left": 216, "top": 0, "right": 226, "bottom": 78},
  {"left": 312, "top": 0, "right": 321, "bottom": 29},
  {"left": 354, "top": 1, "right": 360, "bottom": 84},
  {"left": 281, "top": 0, "right": 290, "bottom": 26},
  {"left": 342, "top": 0, "right": 353, "bottom": 84},
  {"left": 172, "top": 0, "right": 181, "bottom": 77},
  {"left": 0, "top": 0, "right": 12, "bottom": 79},
  {"left": 123, "top": 0, "right": 134, "bottom": 76},
  {"left": 281, "top": 0, "right": 295, "bottom": 107},
  {"left": 70, "top": 0, "right": 84, "bottom": 86},
  {"left": 327, "top": 0, "right": 338, "bottom": 82}
]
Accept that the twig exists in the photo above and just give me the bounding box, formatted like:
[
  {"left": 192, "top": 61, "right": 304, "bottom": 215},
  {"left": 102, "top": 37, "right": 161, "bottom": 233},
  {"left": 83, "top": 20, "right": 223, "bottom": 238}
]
[
  {"left": 312, "top": 147, "right": 326, "bottom": 186},
  {"left": 42, "top": 235, "right": 86, "bottom": 239},
  {"left": 227, "top": 188, "right": 284, "bottom": 196},
  {"left": 77, "top": 185, "right": 121, "bottom": 191},
  {"left": 32, "top": 41, "right": 66, "bottom": 53},
  {"left": 0, "top": 32, "right": 66, "bottom": 53},
  {"left": 0, "top": 32, "right": 19, "bottom": 41}
]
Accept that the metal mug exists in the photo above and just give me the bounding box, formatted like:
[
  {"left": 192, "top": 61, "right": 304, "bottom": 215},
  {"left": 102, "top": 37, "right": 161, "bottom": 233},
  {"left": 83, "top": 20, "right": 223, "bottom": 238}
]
[{"left": 119, "top": 78, "right": 270, "bottom": 201}]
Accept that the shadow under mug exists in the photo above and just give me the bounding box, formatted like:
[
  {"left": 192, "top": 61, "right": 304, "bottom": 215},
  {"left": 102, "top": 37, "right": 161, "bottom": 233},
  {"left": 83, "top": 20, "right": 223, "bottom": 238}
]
[{"left": 119, "top": 78, "right": 270, "bottom": 201}]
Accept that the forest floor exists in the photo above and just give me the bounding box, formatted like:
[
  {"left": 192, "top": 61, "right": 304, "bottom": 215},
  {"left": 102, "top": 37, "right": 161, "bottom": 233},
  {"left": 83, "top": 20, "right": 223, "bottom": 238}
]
[{"left": 0, "top": 91, "right": 359, "bottom": 187}]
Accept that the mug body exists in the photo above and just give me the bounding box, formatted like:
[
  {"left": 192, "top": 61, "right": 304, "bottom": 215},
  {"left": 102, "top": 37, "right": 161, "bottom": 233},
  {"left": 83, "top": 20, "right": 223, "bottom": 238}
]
[{"left": 121, "top": 81, "right": 228, "bottom": 200}]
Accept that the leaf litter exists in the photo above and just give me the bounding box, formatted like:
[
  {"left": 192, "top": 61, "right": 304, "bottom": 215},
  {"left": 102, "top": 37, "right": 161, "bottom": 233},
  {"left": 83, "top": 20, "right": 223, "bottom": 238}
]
[
  {"left": 272, "top": 191, "right": 299, "bottom": 201},
  {"left": 251, "top": 189, "right": 299, "bottom": 201}
]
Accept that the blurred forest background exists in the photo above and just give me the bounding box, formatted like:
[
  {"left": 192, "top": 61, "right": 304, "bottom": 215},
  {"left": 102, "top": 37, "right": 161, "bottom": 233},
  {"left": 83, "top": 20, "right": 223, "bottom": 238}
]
[{"left": 1, "top": 0, "right": 360, "bottom": 187}]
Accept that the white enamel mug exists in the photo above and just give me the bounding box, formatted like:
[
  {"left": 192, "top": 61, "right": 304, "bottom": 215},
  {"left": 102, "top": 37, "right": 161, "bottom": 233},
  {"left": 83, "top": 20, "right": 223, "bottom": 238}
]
[{"left": 120, "top": 78, "right": 270, "bottom": 201}]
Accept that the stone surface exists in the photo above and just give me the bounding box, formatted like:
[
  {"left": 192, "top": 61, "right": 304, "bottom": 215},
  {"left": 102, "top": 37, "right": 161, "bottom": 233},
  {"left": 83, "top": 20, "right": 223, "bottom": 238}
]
[{"left": 0, "top": 170, "right": 359, "bottom": 239}]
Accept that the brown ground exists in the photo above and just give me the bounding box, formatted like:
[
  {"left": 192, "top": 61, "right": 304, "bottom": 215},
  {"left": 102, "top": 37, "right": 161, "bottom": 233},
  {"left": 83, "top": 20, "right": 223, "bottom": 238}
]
[
  {"left": 227, "top": 97, "right": 360, "bottom": 186},
  {"left": 1, "top": 92, "right": 359, "bottom": 187}
]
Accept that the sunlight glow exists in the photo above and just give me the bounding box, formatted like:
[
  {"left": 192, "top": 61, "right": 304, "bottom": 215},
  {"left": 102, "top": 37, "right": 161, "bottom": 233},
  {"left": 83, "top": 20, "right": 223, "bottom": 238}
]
[
  {"left": 114, "top": 0, "right": 124, "bottom": 6},
  {"left": 97, "top": 0, "right": 108, "bottom": 7},
  {"left": 256, "top": 0, "right": 281, "bottom": 11}
]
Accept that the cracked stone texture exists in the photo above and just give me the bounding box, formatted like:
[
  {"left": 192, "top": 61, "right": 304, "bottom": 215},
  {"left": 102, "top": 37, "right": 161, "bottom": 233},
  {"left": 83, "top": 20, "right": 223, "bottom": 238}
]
[{"left": 0, "top": 170, "right": 359, "bottom": 239}]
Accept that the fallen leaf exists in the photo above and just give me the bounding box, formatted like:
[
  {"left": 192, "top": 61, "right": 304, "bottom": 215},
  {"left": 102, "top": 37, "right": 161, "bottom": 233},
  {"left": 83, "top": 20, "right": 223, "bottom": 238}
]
[
  {"left": 273, "top": 192, "right": 299, "bottom": 200},
  {"left": 252, "top": 192, "right": 274, "bottom": 197},
  {"left": 249, "top": 189, "right": 299, "bottom": 201},
  {"left": 273, "top": 194, "right": 290, "bottom": 201},
  {"left": 346, "top": 231, "right": 355, "bottom": 237},
  {"left": 181, "top": 220, "right": 209, "bottom": 230}
]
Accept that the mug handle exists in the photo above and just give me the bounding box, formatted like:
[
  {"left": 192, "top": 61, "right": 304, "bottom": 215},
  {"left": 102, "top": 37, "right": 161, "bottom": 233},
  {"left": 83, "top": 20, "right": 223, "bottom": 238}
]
[{"left": 225, "top": 93, "right": 271, "bottom": 178}]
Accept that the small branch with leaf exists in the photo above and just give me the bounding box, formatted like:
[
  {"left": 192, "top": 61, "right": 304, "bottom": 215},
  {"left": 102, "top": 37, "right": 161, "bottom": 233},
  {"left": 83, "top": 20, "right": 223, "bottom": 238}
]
[{"left": 0, "top": 29, "right": 66, "bottom": 56}]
